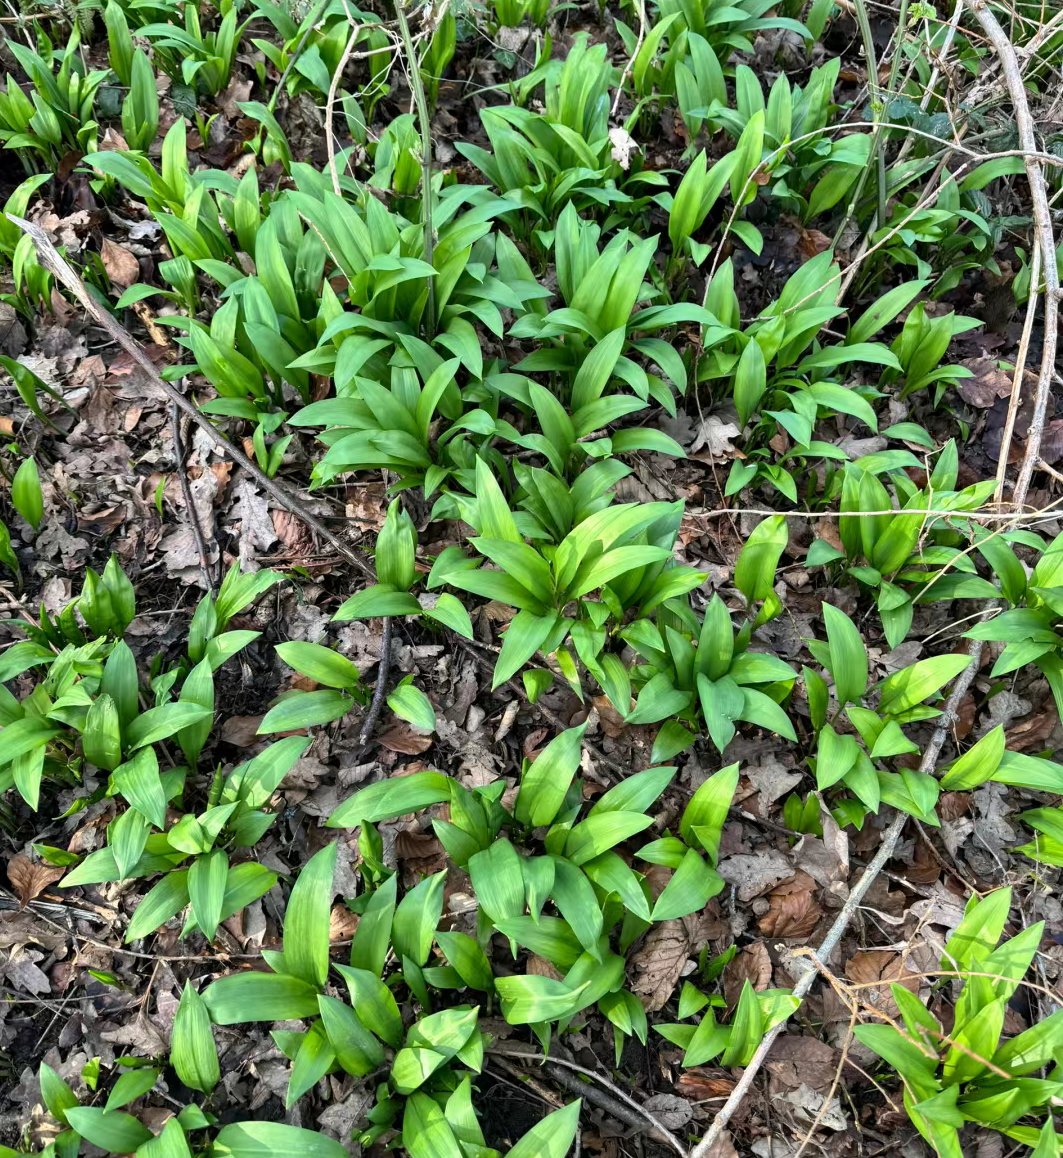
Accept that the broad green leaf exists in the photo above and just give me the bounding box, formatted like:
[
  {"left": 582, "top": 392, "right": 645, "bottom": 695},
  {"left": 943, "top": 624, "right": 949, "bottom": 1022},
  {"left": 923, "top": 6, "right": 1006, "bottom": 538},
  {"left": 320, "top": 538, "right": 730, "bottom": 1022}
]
[
  {"left": 508, "top": 1099, "right": 582, "bottom": 1158},
  {"left": 387, "top": 678, "right": 436, "bottom": 732},
  {"left": 679, "top": 763, "right": 738, "bottom": 864},
  {"left": 468, "top": 840, "right": 525, "bottom": 923},
  {"left": 822, "top": 603, "right": 868, "bottom": 705},
  {"left": 651, "top": 848, "right": 724, "bottom": 920},
  {"left": 64, "top": 1108, "right": 151, "bottom": 1153},
  {"left": 112, "top": 748, "right": 167, "bottom": 829},
  {"left": 392, "top": 870, "right": 446, "bottom": 968},
  {"left": 349, "top": 873, "right": 397, "bottom": 977},
  {"left": 171, "top": 982, "right": 219, "bottom": 1093},
  {"left": 514, "top": 723, "right": 587, "bottom": 828},
  {"left": 213, "top": 1122, "right": 348, "bottom": 1158},
  {"left": 328, "top": 771, "right": 451, "bottom": 828},
  {"left": 258, "top": 689, "right": 352, "bottom": 733},
  {"left": 402, "top": 1091, "right": 463, "bottom": 1158},
  {"left": 939, "top": 726, "right": 1006, "bottom": 790},
  {"left": 734, "top": 515, "right": 787, "bottom": 605},
  {"left": 879, "top": 654, "right": 971, "bottom": 715},
  {"left": 125, "top": 703, "right": 211, "bottom": 751},
  {"left": 283, "top": 841, "right": 337, "bottom": 988},
  {"left": 38, "top": 1062, "right": 78, "bottom": 1125},
  {"left": 124, "top": 870, "right": 190, "bottom": 942},
  {"left": 137, "top": 1117, "right": 193, "bottom": 1158},
  {"left": 495, "top": 975, "right": 586, "bottom": 1024},
  {"left": 83, "top": 693, "right": 122, "bottom": 772},
  {"left": 203, "top": 971, "right": 321, "bottom": 1025},
  {"left": 317, "top": 994, "right": 384, "bottom": 1076},
  {"left": 275, "top": 642, "right": 360, "bottom": 690},
  {"left": 335, "top": 964, "right": 403, "bottom": 1046},
  {"left": 188, "top": 849, "right": 228, "bottom": 942}
]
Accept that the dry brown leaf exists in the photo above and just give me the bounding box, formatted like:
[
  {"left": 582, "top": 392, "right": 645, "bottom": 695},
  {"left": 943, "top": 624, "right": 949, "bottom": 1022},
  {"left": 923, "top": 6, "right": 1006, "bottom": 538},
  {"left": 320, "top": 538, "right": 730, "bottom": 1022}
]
[
  {"left": 527, "top": 955, "right": 564, "bottom": 981},
  {"left": 723, "top": 941, "right": 772, "bottom": 1005},
  {"left": 629, "top": 918, "right": 693, "bottom": 1011},
  {"left": 765, "top": 1034, "right": 838, "bottom": 1094},
  {"left": 7, "top": 854, "right": 65, "bottom": 907},
  {"left": 958, "top": 358, "right": 1011, "bottom": 408},
  {"left": 328, "top": 903, "right": 359, "bottom": 942},
  {"left": 100, "top": 238, "right": 139, "bottom": 288},
  {"left": 676, "top": 1069, "right": 736, "bottom": 1100},
  {"left": 758, "top": 872, "right": 823, "bottom": 939},
  {"left": 378, "top": 723, "right": 434, "bottom": 755},
  {"left": 844, "top": 950, "right": 920, "bottom": 1016},
  {"left": 219, "top": 715, "right": 264, "bottom": 747}
]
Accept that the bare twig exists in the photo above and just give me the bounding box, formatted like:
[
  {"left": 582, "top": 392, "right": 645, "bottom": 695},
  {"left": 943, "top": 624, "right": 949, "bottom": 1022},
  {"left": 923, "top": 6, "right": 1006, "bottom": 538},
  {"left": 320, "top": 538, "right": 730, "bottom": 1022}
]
[
  {"left": 688, "top": 640, "right": 982, "bottom": 1158},
  {"left": 8, "top": 215, "right": 375, "bottom": 580},
  {"left": 169, "top": 399, "right": 217, "bottom": 594},
  {"left": 610, "top": 0, "right": 646, "bottom": 118},
  {"left": 358, "top": 615, "right": 394, "bottom": 749},
  {"left": 492, "top": 1048, "right": 687, "bottom": 1158},
  {"left": 964, "top": 0, "right": 1061, "bottom": 508}
]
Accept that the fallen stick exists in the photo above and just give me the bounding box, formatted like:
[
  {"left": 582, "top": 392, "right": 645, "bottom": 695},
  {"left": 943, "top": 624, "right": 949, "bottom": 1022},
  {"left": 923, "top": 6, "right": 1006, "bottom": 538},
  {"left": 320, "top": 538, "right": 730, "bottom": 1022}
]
[
  {"left": 7, "top": 214, "right": 375, "bottom": 580},
  {"left": 688, "top": 640, "right": 982, "bottom": 1158}
]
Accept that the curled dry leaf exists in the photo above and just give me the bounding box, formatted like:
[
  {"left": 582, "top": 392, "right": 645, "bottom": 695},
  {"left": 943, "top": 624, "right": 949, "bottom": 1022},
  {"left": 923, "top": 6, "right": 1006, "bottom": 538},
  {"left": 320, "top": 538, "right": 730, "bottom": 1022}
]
[
  {"left": 758, "top": 871, "right": 823, "bottom": 939},
  {"left": 676, "top": 1069, "right": 736, "bottom": 1101},
  {"left": 328, "top": 903, "right": 359, "bottom": 942},
  {"left": 722, "top": 940, "right": 772, "bottom": 1006},
  {"left": 100, "top": 238, "right": 140, "bottom": 289},
  {"left": 377, "top": 722, "right": 434, "bottom": 755},
  {"left": 7, "top": 854, "right": 65, "bottom": 907},
  {"left": 629, "top": 917, "right": 696, "bottom": 1012}
]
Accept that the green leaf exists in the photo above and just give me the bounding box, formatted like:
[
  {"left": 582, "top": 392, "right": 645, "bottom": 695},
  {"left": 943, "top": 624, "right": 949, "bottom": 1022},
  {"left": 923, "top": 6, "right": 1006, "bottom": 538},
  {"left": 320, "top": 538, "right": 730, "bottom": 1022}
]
[
  {"left": 734, "top": 339, "right": 767, "bottom": 424},
  {"left": 335, "top": 964, "right": 403, "bottom": 1046},
  {"left": 126, "top": 703, "right": 212, "bottom": 751},
  {"left": 492, "top": 610, "right": 562, "bottom": 688},
  {"left": 213, "top": 1122, "right": 348, "bottom": 1158},
  {"left": 11, "top": 456, "right": 43, "bottom": 529},
  {"left": 468, "top": 840, "right": 525, "bottom": 924},
  {"left": 402, "top": 1091, "right": 463, "bottom": 1158},
  {"left": 734, "top": 515, "right": 787, "bottom": 605},
  {"left": 514, "top": 723, "right": 587, "bottom": 828},
  {"left": 679, "top": 763, "right": 738, "bottom": 864},
  {"left": 124, "top": 870, "right": 190, "bottom": 942},
  {"left": 203, "top": 971, "right": 321, "bottom": 1025},
  {"left": 939, "top": 725, "right": 1005, "bottom": 790},
  {"left": 188, "top": 849, "right": 228, "bottom": 941},
  {"left": 387, "top": 677, "right": 436, "bottom": 732},
  {"left": 651, "top": 848, "right": 724, "bottom": 920},
  {"left": 258, "top": 689, "right": 352, "bottom": 733},
  {"left": 822, "top": 603, "right": 868, "bottom": 705},
  {"left": 349, "top": 874, "right": 398, "bottom": 977},
  {"left": 171, "top": 982, "right": 219, "bottom": 1093},
  {"left": 317, "top": 994, "right": 384, "bottom": 1076},
  {"left": 38, "top": 1062, "right": 78, "bottom": 1125},
  {"left": 327, "top": 771, "right": 451, "bottom": 828},
  {"left": 64, "top": 1108, "right": 151, "bottom": 1153},
  {"left": 879, "top": 654, "right": 971, "bottom": 715},
  {"left": 436, "top": 931, "right": 494, "bottom": 991},
  {"left": 137, "top": 1117, "right": 194, "bottom": 1158},
  {"left": 333, "top": 584, "right": 422, "bottom": 619},
  {"left": 83, "top": 693, "right": 123, "bottom": 772},
  {"left": 508, "top": 1100, "right": 582, "bottom": 1158},
  {"left": 392, "top": 870, "right": 446, "bottom": 968},
  {"left": 275, "top": 642, "right": 360, "bottom": 690},
  {"left": 495, "top": 975, "right": 586, "bottom": 1024},
  {"left": 283, "top": 841, "right": 337, "bottom": 988}
]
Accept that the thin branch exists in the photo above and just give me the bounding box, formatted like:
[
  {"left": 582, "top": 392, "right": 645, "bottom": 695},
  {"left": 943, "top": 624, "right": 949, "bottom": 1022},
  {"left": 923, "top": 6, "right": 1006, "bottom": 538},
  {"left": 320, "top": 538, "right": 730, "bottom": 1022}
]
[
  {"left": 964, "top": 0, "right": 1061, "bottom": 510},
  {"left": 169, "top": 399, "right": 217, "bottom": 595},
  {"left": 358, "top": 614, "right": 394, "bottom": 749},
  {"left": 8, "top": 215, "right": 375, "bottom": 580},
  {"left": 493, "top": 1049, "right": 687, "bottom": 1158},
  {"left": 688, "top": 639, "right": 983, "bottom": 1158}
]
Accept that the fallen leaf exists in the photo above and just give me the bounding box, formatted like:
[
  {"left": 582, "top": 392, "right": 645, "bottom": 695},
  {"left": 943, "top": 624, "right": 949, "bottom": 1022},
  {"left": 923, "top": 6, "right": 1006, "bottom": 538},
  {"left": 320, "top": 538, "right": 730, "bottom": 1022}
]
[
  {"left": 723, "top": 941, "right": 772, "bottom": 1005},
  {"left": 676, "top": 1070, "right": 736, "bottom": 1100},
  {"left": 719, "top": 850, "right": 794, "bottom": 902},
  {"left": 690, "top": 415, "right": 741, "bottom": 459},
  {"left": 629, "top": 918, "right": 693, "bottom": 1012},
  {"left": 642, "top": 1094, "right": 692, "bottom": 1130},
  {"left": 377, "top": 723, "right": 434, "bottom": 754},
  {"left": 329, "top": 903, "right": 359, "bottom": 942},
  {"left": 7, "top": 854, "right": 65, "bottom": 907},
  {"left": 100, "top": 238, "right": 140, "bottom": 288},
  {"left": 958, "top": 358, "right": 1011, "bottom": 408},
  {"left": 758, "top": 872, "right": 822, "bottom": 939}
]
